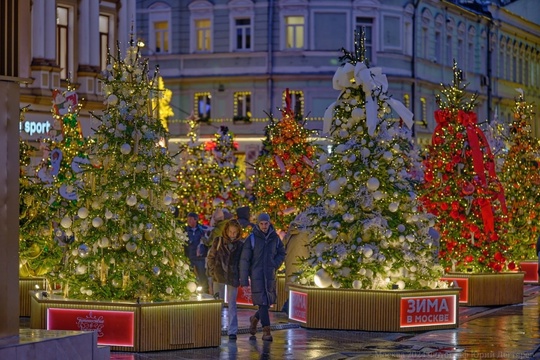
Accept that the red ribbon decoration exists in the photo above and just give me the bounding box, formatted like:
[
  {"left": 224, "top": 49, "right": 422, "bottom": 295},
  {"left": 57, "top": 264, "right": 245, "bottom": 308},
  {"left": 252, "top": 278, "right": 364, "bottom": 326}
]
[{"left": 457, "top": 110, "right": 507, "bottom": 233}]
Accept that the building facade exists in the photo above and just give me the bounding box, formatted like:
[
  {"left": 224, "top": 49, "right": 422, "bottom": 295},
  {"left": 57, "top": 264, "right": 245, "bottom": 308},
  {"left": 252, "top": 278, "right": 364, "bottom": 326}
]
[
  {"left": 135, "top": 0, "right": 540, "bottom": 153},
  {"left": 18, "top": 0, "right": 136, "bottom": 163}
]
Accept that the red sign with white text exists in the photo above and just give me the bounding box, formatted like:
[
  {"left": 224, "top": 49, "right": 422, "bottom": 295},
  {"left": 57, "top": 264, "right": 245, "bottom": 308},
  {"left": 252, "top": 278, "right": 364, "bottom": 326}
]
[
  {"left": 47, "top": 308, "right": 135, "bottom": 347},
  {"left": 440, "top": 277, "right": 469, "bottom": 303},
  {"left": 520, "top": 262, "right": 539, "bottom": 283},
  {"left": 289, "top": 291, "right": 307, "bottom": 323},
  {"left": 399, "top": 295, "right": 457, "bottom": 328}
]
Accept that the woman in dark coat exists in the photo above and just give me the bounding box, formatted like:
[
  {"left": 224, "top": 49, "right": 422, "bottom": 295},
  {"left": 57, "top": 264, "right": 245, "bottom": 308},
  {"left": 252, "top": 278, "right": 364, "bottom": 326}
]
[
  {"left": 240, "top": 213, "right": 286, "bottom": 341},
  {"left": 206, "top": 219, "right": 243, "bottom": 340}
]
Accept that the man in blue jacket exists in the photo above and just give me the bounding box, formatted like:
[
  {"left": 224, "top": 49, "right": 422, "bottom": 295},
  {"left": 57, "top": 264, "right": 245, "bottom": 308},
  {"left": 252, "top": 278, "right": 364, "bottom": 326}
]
[
  {"left": 185, "top": 212, "right": 209, "bottom": 294},
  {"left": 240, "top": 213, "right": 286, "bottom": 341}
]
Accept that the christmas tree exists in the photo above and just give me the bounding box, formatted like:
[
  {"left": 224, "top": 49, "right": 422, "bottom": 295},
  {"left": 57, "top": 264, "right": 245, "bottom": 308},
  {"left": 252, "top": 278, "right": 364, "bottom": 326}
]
[
  {"left": 204, "top": 125, "right": 248, "bottom": 211},
  {"left": 499, "top": 89, "right": 540, "bottom": 262},
  {"left": 175, "top": 116, "right": 221, "bottom": 224},
  {"left": 51, "top": 42, "right": 196, "bottom": 301},
  {"left": 420, "top": 62, "right": 508, "bottom": 273},
  {"left": 295, "top": 34, "right": 446, "bottom": 290},
  {"left": 19, "top": 106, "right": 63, "bottom": 277},
  {"left": 251, "top": 91, "right": 318, "bottom": 232}
]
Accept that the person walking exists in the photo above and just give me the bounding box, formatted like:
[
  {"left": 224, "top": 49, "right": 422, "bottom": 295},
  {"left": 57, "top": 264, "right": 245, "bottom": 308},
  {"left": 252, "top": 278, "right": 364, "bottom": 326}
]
[
  {"left": 206, "top": 219, "right": 244, "bottom": 340},
  {"left": 240, "top": 213, "right": 286, "bottom": 341},
  {"left": 185, "top": 212, "right": 209, "bottom": 294}
]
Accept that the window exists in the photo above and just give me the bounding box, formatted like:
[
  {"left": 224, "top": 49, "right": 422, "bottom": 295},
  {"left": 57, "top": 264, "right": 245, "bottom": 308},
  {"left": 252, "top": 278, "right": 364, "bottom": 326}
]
[
  {"left": 468, "top": 40, "right": 474, "bottom": 72},
  {"left": 285, "top": 16, "right": 304, "bottom": 49},
  {"left": 195, "top": 93, "right": 211, "bottom": 121},
  {"left": 434, "top": 30, "right": 442, "bottom": 63},
  {"left": 235, "top": 18, "right": 251, "bottom": 50},
  {"left": 356, "top": 17, "right": 373, "bottom": 62},
  {"left": 99, "top": 15, "right": 110, "bottom": 71},
  {"left": 499, "top": 42, "right": 505, "bottom": 78},
  {"left": 446, "top": 35, "right": 453, "bottom": 66},
  {"left": 196, "top": 19, "right": 212, "bottom": 51},
  {"left": 382, "top": 15, "right": 401, "bottom": 51},
  {"left": 284, "top": 90, "right": 304, "bottom": 118},
  {"left": 457, "top": 39, "right": 464, "bottom": 70},
  {"left": 234, "top": 92, "right": 251, "bottom": 119},
  {"left": 56, "top": 6, "right": 70, "bottom": 80},
  {"left": 154, "top": 21, "right": 169, "bottom": 53}
]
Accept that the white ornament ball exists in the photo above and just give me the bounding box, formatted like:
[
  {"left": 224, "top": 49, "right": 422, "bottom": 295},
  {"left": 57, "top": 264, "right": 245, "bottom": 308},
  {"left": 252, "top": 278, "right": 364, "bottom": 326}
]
[
  {"left": 77, "top": 207, "right": 89, "bottom": 219},
  {"left": 99, "top": 237, "right": 110, "bottom": 248},
  {"left": 352, "top": 280, "right": 363, "bottom": 289},
  {"left": 187, "top": 282, "right": 198, "bottom": 293},
  {"left": 126, "top": 242, "right": 137, "bottom": 252},
  {"left": 332, "top": 281, "right": 341, "bottom": 289},
  {"left": 396, "top": 280, "right": 406, "bottom": 290},
  {"left": 92, "top": 217, "right": 103, "bottom": 228},
  {"left": 314, "top": 269, "right": 332, "bottom": 288},
  {"left": 163, "top": 195, "right": 173, "bottom": 206},
  {"left": 126, "top": 195, "right": 137, "bottom": 206},
  {"left": 388, "top": 202, "right": 399, "bottom": 212},
  {"left": 366, "top": 177, "right": 380, "bottom": 191},
  {"left": 166, "top": 287, "right": 173, "bottom": 294},
  {"left": 328, "top": 180, "right": 341, "bottom": 196},
  {"left": 120, "top": 143, "right": 131, "bottom": 155},
  {"left": 105, "top": 209, "right": 113, "bottom": 219},
  {"left": 60, "top": 216, "right": 72, "bottom": 229},
  {"left": 373, "top": 191, "right": 384, "bottom": 200},
  {"left": 107, "top": 94, "right": 118, "bottom": 105}
]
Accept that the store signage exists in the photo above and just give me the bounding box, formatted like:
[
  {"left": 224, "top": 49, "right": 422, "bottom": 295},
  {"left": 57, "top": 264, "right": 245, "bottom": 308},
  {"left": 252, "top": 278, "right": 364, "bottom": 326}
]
[
  {"left": 399, "top": 295, "right": 457, "bottom": 328},
  {"left": 520, "top": 262, "right": 539, "bottom": 283},
  {"left": 47, "top": 308, "right": 135, "bottom": 347},
  {"left": 289, "top": 290, "right": 307, "bottom": 323},
  {"left": 440, "top": 277, "right": 469, "bottom": 303},
  {"left": 20, "top": 120, "right": 52, "bottom": 136}
]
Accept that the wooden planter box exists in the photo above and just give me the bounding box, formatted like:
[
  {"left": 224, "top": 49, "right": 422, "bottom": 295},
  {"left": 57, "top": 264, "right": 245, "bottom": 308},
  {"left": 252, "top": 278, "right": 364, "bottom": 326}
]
[
  {"left": 441, "top": 272, "right": 524, "bottom": 306},
  {"left": 20, "top": 277, "right": 47, "bottom": 317},
  {"left": 30, "top": 291, "right": 222, "bottom": 352},
  {"left": 519, "top": 261, "right": 539, "bottom": 284},
  {"left": 287, "top": 285, "right": 460, "bottom": 332}
]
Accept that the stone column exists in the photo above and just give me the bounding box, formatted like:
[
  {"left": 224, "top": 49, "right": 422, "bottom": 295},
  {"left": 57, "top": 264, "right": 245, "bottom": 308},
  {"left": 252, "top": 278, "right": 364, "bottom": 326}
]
[{"left": 0, "top": 0, "right": 22, "bottom": 337}]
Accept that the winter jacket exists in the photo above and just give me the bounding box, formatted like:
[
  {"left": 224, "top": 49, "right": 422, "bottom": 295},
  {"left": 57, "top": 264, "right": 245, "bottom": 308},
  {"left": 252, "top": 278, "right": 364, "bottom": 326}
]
[
  {"left": 206, "top": 235, "right": 243, "bottom": 287},
  {"left": 239, "top": 224, "right": 286, "bottom": 306},
  {"left": 185, "top": 224, "right": 208, "bottom": 262}
]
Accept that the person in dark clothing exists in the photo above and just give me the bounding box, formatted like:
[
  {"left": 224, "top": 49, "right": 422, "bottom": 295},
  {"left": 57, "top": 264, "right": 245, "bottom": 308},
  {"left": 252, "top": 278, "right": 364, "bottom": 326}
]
[
  {"left": 536, "top": 235, "right": 540, "bottom": 277},
  {"left": 239, "top": 213, "right": 286, "bottom": 341},
  {"left": 185, "top": 212, "right": 209, "bottom": 294},
  {"left": 206, "top": 219, "right": 243, "bottom": 340}
]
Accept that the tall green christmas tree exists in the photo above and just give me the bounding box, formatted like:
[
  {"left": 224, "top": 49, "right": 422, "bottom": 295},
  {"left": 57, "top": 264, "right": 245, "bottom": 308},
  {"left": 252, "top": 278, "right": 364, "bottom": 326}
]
[
  {"left": 252, "top": 91, "right": 319, "bottom": 232},
  {"left": 51, "top": 42, "right": 196, "bottom": 301},
  {"left": 420, "top": 63, "right": 508, "bottom": 273},
  {"left": 205, "top": 125, "right": 248, "bottom": 211},
  {"left": 295, "top": 35, "right": 446, "bottom": 290},
  {"left": 499, "top": 89, "right": 540, "bottom": 263},
  {"left": 175, "top": 117, "right": 221, "bottom": 224}
]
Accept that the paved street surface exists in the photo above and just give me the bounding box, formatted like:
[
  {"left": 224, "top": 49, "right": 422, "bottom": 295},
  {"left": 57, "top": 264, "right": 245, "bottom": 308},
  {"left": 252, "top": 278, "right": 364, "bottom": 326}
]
[{"left": 107, "top": 284, "right": 540, "bottom": 359}]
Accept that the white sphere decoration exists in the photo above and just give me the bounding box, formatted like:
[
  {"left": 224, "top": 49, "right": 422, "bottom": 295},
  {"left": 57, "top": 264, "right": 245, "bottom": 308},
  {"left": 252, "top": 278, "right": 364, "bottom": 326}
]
[
  {"left": 126, "top": 242, "right": 137, "bottom": 252},
  {"left": 332, "top": 281, "right": 341, "bottom": 289},
  {"left": 126, "top": 195, "right": 137, "bottom": 206},
  {"left": 397, "top": 224, "right": 406, "bottom": 232},
  {"left": 382, "top": 151, "right": 393, "bottom": 161},
  {"left": 77, "top": 207, "right": 89, "bottom": 219},
  {"left": 366, "top": 177, "right": 380, "bottom": 191},
  {"left": 105, "top": 209, "right": 113, "bottom": 219},
  {"left": 373, "top": 191, "right": 384, "bottom": 200},
  {"left": 396, "top": 280, "right": 406, "bottom": 290},
  {"left": 122, "top": 234, "right": 130, "bottom": 242},
  {"left": 139, "top": 188, "right": 149, "bottom": 198},
  {"left": 99, "top": 237, "right": 110, "bottom": 248},
  {"left": 187, "top": 282, "right": 198, "bottom": 293},
  {"left": 60, "top": 216, "right": 72, "bottom": 228},
  {"left": 363, "top": 247, "right": 374, "bottom": 258},
  {"left": 352, "top": 280, "right": 363, "bottom": 289},
  {"left": 166, "top": 287, "right": 173, "bottom": 294},
  {"left": 107, "top": 94, "right": 118, "bottom": 105},
  {"left": 75, "top": 265, "right": 87, "bottom": 275},
  {"left": 351, "top": 107, "right": 365, "bottom": 120},
  {"left": 163, "top": 195, "right": 173, "bottom": 206},
  {"left": 327, "top": 180, "right": 341, "bottom": 196},
  {"left": 92, "top": 217, "right": 103, "bottom": 228},
  {"left": 388, "top": 202, "right": 399, "bottom": 212},
  {"left": 300, "top": 278, "right": 308, "bottom": 285},
  {"left": 313, "top": 269, "right": 332, "bottom": 288},
  {"left": 120, "top": 143, "right": 132, "bottom": 155}
]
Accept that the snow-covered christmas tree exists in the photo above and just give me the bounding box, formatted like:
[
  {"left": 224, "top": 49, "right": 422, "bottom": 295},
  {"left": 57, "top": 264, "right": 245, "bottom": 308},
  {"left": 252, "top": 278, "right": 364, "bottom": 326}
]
[
  {"left": 252, "top": 91, "right": 319, "bottom": 232},
  {"left": 499, "top": 89, "right": 540, "bottom": 262},
  {"left": 50, "top": 42, "right": 196, "bottom": 301},
  {"left": 295, "top": 34, "right": 446, "bottom": 290},
  {"left": 420, "top": 62, "right": 509, "bottom": 273}
]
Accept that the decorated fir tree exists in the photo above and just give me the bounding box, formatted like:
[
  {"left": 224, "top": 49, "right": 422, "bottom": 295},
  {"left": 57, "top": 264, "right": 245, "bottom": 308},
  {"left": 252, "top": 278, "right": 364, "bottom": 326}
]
[
  {"left": 420, "top": 63, "right": 509, "bottom": 273},
  {"left": 175, "top": 116, "right": 221, "bottom": 224},
  {"left": 295, "top": 36, "right": 446, "bottom": 290},
  {"left": 51, "top": 42, "right": 196, "bottom": 301},
  {"left": 19, "top": 106, "right": 63, "bottom": 278},
  {"left": 204, "top": 125, "right": 248, "bottom": 211},
  {"left": 499, "top": 89, "right": 540, "bottom": 262},
  {"left": 251, "top": 91, "right": 318, "bottom": 232}
]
